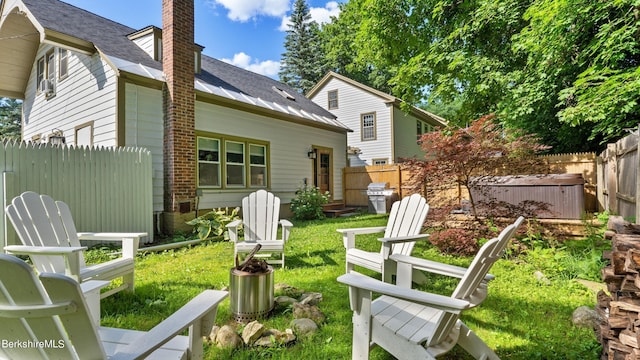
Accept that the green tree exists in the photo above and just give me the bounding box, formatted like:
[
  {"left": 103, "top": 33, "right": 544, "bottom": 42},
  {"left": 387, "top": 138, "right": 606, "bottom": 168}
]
[
  {"left": 320, "top": 0, "right": 395, "bottom": 93},
  {"left": 0, "top": 98, "right": 22, "bottom": 141},
  {"left": 323, "top": 0, "right": 531, "bottom": 127},
  {"left": 511, "top": 0, "right": 640, "bottom": 145},
  {"left": 321, "top": 0, "right": 640, "bottom": 152},
  {"left": 279, "top": 0, "right": 327, "bottom": 93}
]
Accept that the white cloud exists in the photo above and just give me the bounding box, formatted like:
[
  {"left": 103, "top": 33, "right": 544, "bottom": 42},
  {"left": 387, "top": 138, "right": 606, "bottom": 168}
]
[
  {"left": 210, "top": 0, "right": 290, "bottom": 22},
  {"left": 221, "top": 52, "right": 281, "bottom": 77},
  {"left": 310, "top": 1, "right": 341, "bottom": 25},
  {"left": 279, "top": 1, "right": 341, "bottom": 31}
]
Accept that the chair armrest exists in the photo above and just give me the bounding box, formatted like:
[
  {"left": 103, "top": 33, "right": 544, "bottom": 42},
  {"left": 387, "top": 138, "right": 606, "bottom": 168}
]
[
  {"left": 378, "top": 233, "right": 430, "bottom": 244},
  {"left": 4, "top": 245, "right": 87, "bottom": 255},
  {"left": 390, "top": 254, "right": 495, "bottom": 282},
  {"left": 5, "top": 245, "right": 87, "bottom": 281},
  {"left": 280, "top": 219, "right": 293, "bottom": 242},
  {"left": 337, "top": 226, "right": 387, "bottom": 250},
  {"left": 111, "top": 289, "right": 228, "bottom": 360},
  {"left": 379, "top": 234, "right": 429, "bottom": 260},
  {"left": 77, "top": 232, "right": 145, "bottom": 259},
  {"left": 226, "top": 220, "right": 242, "bottom": 243},
  {"left": 336, "top": 226, "right": 387, "bottom": 235},
  {"left": 337, "top": 272, "right": 469, "bottom": 312}
]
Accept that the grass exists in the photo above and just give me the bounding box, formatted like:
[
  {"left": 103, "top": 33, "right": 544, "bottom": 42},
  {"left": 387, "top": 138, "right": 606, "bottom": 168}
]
[{"left": 94, "top": 214, "right": 603, "bottom": 359}]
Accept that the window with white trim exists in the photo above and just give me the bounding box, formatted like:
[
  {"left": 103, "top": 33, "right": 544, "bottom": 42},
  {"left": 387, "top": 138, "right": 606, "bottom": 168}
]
[
  {"left": 372, "top": 158, "right": 388, "bottom": 165},
  {"left": 36, "top": 57, "right": 45, "bottom": 94},
  {"left": 46, "top": 51, "right": 55, "bottom": 83},
  {"left": 361, "top": 112, "right": 376, "bottom": 141},
  {"left": 417, "top": 120, "right": 435, "bottom": 140},
  {"left": 36, "top": 48, "right": 68, "bottom": 96},
  {"left": 58, "top": 48, "right": 68, "bottom": 80},
  {"left": 197, "top": 135, "right": 269, "bottom": 189},
  {"left": 328, "top": 90, "right": 338, "bottom": 109}
]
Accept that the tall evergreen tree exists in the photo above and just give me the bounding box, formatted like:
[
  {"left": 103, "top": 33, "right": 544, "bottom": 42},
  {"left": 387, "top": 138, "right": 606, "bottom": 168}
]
[
  {"left": 0, "top": 98, "right": 21, "bottom": 141},
  {"left": 279, "top": 0, "right": 327, "bottom": 94}
]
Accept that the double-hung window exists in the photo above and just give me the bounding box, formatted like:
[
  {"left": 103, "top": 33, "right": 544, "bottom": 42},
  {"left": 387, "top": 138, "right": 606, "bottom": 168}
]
[
  {"left": 197, "top": 137, "right": 221, "bottom": 187},
  {"left": 249, "top": 144, "right": 267, "bottom": 187},
  {"left": 37, "top": 47, "right": 68, "bottom": 96},
  {"left": 226, "top": 141, "right": 245, "bottom": 187},
  {"left": 36, "top": 57, "right": 45, "bottom": 94},
  {"left": 46, "top": 51, "right": 55, "bottom": 82},
  {"left": 197, "top": 134, "right": 269, "bottom": 189},
  {"left": 417, "top": 120, "right": 434, "bottom": 141},
  {"left": 58, "top": 48, "right": 68, "bottom": 80},
  {"left": 328, "top": 90, "right": 338, "bottom": 110},
  {"left": 361, "top": 112, "right": 376, "bottom": 141}
]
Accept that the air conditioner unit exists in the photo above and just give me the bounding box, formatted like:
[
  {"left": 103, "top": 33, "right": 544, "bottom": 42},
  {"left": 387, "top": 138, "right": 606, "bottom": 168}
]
[{"left": 39, "top": 79, "right": 54, "bottom": 95}]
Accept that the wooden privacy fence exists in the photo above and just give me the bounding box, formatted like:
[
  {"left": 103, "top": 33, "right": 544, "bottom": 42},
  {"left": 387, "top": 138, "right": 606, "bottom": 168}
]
[
  {"left": 0, "top": 142, "right": 153, "bottom": 249},
  {"left": 598, "top": 130, "right": 640, "bottom": 220},
  {"left": 343, "top": 164, "right": 418, "bottom": 207},
  {"left": 344, "top": 152, "right": 597, "bottom": 212}
]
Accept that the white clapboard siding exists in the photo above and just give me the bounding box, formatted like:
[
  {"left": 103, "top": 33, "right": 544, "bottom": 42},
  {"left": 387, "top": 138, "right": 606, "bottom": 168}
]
[
  {"left": 22, "top": 44, "right": 118, "bottom": 148},
  {"left": 310, "top": 77, "right": 393, "bottom": 164},
  {"left": 124, "top": 83, "right": 164, "bottom": 212},
  {"left": 0, "top": 142, "right": 153, "bottom": 248},
  {"left": 131, "top": 33, "right": 156, "bottom": 59}
]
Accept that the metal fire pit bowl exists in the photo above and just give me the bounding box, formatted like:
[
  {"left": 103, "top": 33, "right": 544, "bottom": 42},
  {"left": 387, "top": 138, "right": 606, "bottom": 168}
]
[{"left": 229, "top": 266, "right": 274, "bottom": 322}]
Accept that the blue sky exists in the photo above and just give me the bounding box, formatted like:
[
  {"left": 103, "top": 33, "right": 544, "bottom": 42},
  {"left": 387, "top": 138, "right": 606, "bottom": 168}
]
[{"left": 62, "top": 0, "right": 343, "bottom": 79}]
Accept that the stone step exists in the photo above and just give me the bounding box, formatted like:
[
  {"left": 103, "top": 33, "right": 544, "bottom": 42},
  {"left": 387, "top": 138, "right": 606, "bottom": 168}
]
[{"left": 323, "top": 207, "right": 358, "bottom": 218}]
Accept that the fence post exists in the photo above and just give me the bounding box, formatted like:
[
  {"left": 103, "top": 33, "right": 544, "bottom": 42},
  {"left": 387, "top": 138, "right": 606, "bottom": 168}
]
[
  {"left": 397, "top": 165, "right": 402, "bottom": 199},
  {"left": 596, "top": 154, "right": 605, "bottom": 212},
  {"left": 636, "top": 125, "right": 640, "bottom": 223},
  {"left": 607, "top": 143, "right": 618, "bottom": 214}
]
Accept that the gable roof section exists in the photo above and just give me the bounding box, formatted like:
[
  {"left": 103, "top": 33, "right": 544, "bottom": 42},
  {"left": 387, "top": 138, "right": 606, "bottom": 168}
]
[
  {"left": 8, "top": 0, "right": 348, "bottom": 132},
  {"left": 308, "top": 71, "right": 447, "bottom": 127}
]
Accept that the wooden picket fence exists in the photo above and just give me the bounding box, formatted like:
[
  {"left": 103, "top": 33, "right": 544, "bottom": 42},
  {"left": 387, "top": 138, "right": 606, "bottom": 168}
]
[{"left": 0, "top": 142, "right": 153, "bottom": 248}]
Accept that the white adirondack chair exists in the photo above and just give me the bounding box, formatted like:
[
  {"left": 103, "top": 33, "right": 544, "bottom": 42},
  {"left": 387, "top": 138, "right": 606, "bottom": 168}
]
[
  {"left": 226, "top": 190, "right": 293, "bottom": 268},
  {"left": 337, "top": 216, "right": 524, "bottom": 360},
  {"left": 337, "top": 193, "right": 430, "bottom": 283},
  {"left": 392, "top": 216, "right": 525, "bottom": 307},
  {"left": 0, "top": 253, "right": 227, "bottom": 360},
  {"left": 4, "top": 191, "right": 147, "bottom": 298}
]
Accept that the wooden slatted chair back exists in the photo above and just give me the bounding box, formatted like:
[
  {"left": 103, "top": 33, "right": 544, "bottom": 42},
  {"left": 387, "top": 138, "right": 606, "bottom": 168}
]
[
  {"left": 0, "top": 254, "right": 104, "bottom": 360},
  {"left": 452, "top": 216, "right": 524, "bottom": 302},
  {"left": 429, "top": 216, "right": 524, "bottom": 346},
  {"left": 242, "top": 189, "right": 280, "bottom": 241},
  {"left": 6, "top": 191, "right": 87, "bottom": 273},
  {"left": 382, "top": 193, "right": 429, "bottom": 257}
]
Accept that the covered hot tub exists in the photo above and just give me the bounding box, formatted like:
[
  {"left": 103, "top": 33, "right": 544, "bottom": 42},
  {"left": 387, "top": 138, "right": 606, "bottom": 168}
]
[{"left": 469, "top": 173, "right": 585, "bottom": 219}]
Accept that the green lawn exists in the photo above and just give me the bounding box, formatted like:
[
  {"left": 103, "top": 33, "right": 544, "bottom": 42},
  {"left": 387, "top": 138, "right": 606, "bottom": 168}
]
[{"left": 96, "top": 214, "right": 602, "bottom": 359}]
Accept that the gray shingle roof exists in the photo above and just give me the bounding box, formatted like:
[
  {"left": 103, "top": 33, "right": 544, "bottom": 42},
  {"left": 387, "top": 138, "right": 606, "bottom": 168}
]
[{"left": 22, "top": 0, "right": 342, "bottom": 128}]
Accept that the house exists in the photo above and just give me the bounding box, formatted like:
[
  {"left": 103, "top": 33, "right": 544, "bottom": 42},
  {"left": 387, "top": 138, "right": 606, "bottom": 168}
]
[
  {"left": 0, "top": 0, "right": 351, "bottom": 233},
  {"left": 308, "top": 71, "right": 446, "bottom": 166}
]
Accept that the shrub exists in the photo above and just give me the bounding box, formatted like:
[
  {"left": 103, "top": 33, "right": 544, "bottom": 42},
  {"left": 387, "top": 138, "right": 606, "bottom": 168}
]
[
  {"left": 186, "top": 207, "right": 240, "bottom": 240},
  {"left": 429, "top": 228, "right": 479, "bottom": 256},
  {"left": 290, "top": 186, "right": 330, "bottom": 220}
]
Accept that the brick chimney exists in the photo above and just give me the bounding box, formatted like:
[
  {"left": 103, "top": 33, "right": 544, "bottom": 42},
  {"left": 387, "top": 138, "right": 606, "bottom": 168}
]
[{"left": 162, "top": 0, "right": 195, "bottom": 233}]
